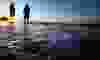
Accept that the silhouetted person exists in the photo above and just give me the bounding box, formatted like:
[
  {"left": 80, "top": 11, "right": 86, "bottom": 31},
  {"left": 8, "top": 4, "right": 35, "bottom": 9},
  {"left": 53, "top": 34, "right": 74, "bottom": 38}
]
[
  {"left": 9, "top": 3, "right": 15, "bottom": 16},
  {"left": 24, "top": 3, "right": 30, "bottom": 24}
]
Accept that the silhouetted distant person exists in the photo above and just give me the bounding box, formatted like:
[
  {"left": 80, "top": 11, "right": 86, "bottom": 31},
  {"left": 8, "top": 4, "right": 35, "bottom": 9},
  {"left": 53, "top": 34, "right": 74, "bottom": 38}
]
[
  {"left": 24, "top": 3, "right": 30, "bottom": 24},
  {"left": 9, "top": 3, "right": 15, "bottom": 16}
]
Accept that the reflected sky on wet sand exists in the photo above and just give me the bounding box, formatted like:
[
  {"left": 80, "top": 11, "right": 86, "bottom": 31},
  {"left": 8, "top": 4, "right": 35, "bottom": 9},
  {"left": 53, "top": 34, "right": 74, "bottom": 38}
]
[{"left": 48, "top": 32, "right": 80, "bottom": 48}]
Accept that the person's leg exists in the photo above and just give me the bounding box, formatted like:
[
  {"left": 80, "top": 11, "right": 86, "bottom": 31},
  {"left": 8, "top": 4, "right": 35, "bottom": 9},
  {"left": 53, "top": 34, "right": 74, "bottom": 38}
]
[
  {"left": 24, "top": 16, "right": 27, "bottom": 24},
  {"left": 10, "top": 8, "right": 15, "bottom": 16},
  {"left": 26, "top": 16, "right": 30, "bottom": 24},
  {"left": 24, "top": 16, "right": 30, "bottom": 24}
]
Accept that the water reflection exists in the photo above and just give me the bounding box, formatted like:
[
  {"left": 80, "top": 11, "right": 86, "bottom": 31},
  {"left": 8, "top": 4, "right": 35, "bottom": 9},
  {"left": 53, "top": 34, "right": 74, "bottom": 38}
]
[{"left": 48, "top": 32, "right": 80, "bottom": 48}]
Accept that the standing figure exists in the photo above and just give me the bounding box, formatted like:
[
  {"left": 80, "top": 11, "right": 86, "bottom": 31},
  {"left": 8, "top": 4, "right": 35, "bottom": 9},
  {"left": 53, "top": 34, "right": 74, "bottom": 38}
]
[
  {"left": 9, "top": 3, "right": 15, "bottom": 16},
  {"left": 23, "top": 3, "right": 30, "bottom": 24}
]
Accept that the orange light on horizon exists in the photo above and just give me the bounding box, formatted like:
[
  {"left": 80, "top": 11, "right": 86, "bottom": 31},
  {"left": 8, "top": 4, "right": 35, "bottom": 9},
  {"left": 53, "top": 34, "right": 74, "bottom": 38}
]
[
  {"left": 0, "top": 16, "right": 16, "bottom": 32},
  {"left": 0, "top": 16, "right": 16, "bottom": 23}
]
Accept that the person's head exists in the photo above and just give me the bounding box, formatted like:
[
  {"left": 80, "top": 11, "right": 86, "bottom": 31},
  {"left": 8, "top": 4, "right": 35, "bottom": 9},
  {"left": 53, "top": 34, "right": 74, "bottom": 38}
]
[{"left": 25, "top": 4, "right": 29, "bottom": 8}]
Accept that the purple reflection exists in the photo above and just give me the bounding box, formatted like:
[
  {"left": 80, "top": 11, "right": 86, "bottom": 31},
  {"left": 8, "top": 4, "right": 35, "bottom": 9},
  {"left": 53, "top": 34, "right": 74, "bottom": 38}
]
[
  {"left": 72, "top": 40, "right": 80, "bottom": 48},
  {"left": 71, "top": 32, "right": 80, "bottom": 40},
  {"left": 48, "top": 32, "right": 56, "bottom": 48},
  {"left": 0, "top": 26, "right": 15, "bottom": 32},
  {"left": 7, "top": 25, "right": 16, "bottom": 32},
  {"left": 48, "top": 32, "right": 80, "bottom": 48},
  {"left": 56, "top": 40, "right": 72, "bottom": 48},
  {"left": 71, "top": 32, "right": 80, "bottom": 48}
]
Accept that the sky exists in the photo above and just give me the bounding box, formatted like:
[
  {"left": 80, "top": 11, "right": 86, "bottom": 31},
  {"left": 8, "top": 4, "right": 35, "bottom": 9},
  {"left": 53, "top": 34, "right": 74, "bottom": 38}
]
[
  {"left": 0, "top": 0, "right": 99, "bottom": 16},
  {"left": 16, "top": 0, "right": 100, "bottom": 16}
]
